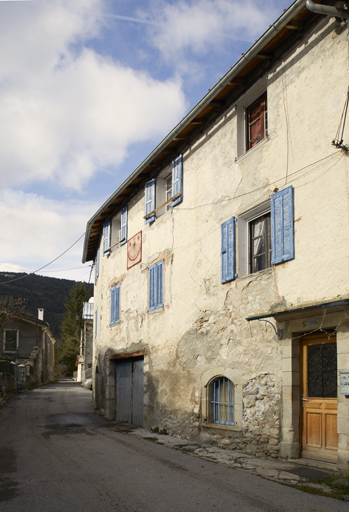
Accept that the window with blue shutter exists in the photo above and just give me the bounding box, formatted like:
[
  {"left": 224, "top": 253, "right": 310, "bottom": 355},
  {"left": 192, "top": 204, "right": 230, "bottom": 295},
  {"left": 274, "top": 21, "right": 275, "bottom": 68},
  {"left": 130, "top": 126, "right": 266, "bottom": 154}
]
[
  {"left": 145, "top": 179, "right": 156, "bottom": 224},
  {"left": 94, "top": 309, "right": 98, "bottom": 338},
  {"left": 95, "top": 246, "right": 100, "bottom": 284},
  {"left": 271, "top": 185, "right": 294, "bottom": 265},
  {"left": 172, "top": 155, "right": 183, "bottom": 206},
  {"left": 148, "top": 260, "right": 164, "bottom": 311},
  {"left": 120, "top": 205, "right": 128, "bottom": 246},
  {"left": 221, "top": 216, "right": 236, "bottom": 283},
  {"left": 103, "top": 219, "right": 111, "bottom": 255},
  {"left": 110, "top": 284, "right": 120, "bottom": 324}
]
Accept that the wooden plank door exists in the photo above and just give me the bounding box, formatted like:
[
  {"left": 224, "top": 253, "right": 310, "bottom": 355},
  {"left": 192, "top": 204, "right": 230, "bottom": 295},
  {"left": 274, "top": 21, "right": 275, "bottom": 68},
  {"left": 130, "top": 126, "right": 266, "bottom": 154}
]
[
  {"left": 115, "top": 358, "right": 144, "bottom": 426},
  {"left": 301, "top": 332, "right": 338, "bottom": 463},
  {"left": 115, "top": 360, "right": 133, "bottom": 423},
  {"left": 132, "top": 359, "right": 144, "bottom": 427}
]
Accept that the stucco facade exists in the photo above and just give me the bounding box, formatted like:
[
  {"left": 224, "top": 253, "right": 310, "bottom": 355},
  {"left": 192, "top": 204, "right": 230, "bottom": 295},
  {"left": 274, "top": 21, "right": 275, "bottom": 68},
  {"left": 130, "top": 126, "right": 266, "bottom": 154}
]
[{"left": 83, "top": 3, "right": 349, "bottom": 469}]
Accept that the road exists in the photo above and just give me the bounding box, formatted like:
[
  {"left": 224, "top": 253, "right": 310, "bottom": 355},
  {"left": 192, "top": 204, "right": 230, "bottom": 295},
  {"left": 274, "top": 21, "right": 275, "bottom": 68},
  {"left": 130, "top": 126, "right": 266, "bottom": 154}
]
[{"left": 0, "top": 381, "right": 347, "bottom": 512}]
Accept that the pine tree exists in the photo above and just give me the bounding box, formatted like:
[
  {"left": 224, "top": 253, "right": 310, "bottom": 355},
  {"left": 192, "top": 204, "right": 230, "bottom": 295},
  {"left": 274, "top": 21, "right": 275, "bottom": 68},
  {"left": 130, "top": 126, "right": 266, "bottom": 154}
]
[{"left": 58, "top": 282, "right": 91, "bottom": 376}]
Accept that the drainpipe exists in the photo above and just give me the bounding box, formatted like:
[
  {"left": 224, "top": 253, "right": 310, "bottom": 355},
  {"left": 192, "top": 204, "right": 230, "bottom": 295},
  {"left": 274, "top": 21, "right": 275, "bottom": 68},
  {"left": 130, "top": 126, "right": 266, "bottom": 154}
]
[{"left": 306, "top": 0, "right": 349, "bottom": 52}]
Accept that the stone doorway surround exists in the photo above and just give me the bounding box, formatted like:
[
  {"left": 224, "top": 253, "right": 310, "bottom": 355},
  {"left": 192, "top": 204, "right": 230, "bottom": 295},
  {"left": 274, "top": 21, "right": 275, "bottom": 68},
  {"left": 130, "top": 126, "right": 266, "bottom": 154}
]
[{"left": 276, "top": 307, "right": 349, "bottom": 470}]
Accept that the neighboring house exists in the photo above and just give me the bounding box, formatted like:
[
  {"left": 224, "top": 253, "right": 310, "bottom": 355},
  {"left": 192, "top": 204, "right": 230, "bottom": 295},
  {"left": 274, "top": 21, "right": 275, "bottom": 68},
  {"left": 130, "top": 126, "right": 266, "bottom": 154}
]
[
  {"left": 82, "top": 1, "right": 349, "bottom": 470},
  {"left": 0, "top": 309, "right": 56, "bottom": 390},
  {"left": 79, "top": 298, "right": 94, "bottom": 383}
]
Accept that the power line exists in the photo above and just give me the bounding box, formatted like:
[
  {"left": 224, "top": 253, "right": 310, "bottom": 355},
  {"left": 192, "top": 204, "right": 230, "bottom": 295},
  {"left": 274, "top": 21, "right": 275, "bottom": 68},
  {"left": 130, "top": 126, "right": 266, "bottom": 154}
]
[{"left": 0, "top": 233, "right": 86, "bottom": 286}]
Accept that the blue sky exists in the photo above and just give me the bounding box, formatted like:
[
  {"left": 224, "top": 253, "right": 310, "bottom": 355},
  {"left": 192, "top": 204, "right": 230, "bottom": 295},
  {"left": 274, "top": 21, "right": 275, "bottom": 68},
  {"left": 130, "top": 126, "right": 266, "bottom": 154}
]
[{"left": 0, "top": 0, "right": 293, "bottom": 283}]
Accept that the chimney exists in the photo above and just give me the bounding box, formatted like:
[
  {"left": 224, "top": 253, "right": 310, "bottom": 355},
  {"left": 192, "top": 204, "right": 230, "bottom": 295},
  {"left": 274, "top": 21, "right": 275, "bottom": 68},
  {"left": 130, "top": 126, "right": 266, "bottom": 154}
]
[{"left": 38, "top": 308, "right": 44, "bottom": 321}]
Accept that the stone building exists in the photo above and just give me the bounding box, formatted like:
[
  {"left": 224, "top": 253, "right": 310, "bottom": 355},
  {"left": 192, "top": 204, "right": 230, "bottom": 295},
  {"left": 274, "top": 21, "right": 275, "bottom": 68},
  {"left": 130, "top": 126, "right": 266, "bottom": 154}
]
[
  {"left": 0, "top": 310, "right": 56, "bottom": 390},
  {"left": 82, "top": 1, "right": 349, "bottom": 469}
]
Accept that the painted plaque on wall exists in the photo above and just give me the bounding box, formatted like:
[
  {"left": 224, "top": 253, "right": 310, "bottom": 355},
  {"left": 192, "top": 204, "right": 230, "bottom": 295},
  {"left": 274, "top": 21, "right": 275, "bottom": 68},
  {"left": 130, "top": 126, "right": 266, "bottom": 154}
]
[{"left": 127, "top": 231, "right": 142, "bottom": 269}]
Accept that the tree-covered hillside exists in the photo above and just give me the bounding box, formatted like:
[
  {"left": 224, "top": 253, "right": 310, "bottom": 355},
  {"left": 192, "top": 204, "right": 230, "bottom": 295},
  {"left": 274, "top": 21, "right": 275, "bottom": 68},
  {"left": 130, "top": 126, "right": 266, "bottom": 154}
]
[{"left": 0, "top": 273, "right": 93, "bottom": 339}]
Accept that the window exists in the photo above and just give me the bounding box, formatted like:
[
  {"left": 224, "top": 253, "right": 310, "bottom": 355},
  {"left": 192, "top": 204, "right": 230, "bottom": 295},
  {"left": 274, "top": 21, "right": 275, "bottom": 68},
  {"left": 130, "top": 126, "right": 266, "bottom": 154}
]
[
  {"left": 210, "top": 377, "right": 234, "bottom": 426},
  {"left": 94, "top": 309, "right": 98, "bottom": 338},
  {"left": 250, "top": 212, "right": 271, "bottom": 273},
  {"left": 246, "top": 92, "right": 267, "bottom": 150},
  {"left": 148, "top": 260, "right": 163, "bottom": 311},
  {"left": 231, "top": 186, "right": 294, "bottom": 278},
  {"left": 110, "top": 284, "right": 120, "bottom": 324},
  {"left": 111, "top": 205, "right": 128, "bottom": 250},
  {"left": 3, "top": 329, "right": 18, "bottom": 353},
  {"left": 144, "top": 155, "right": 183, "bottom": 223}
]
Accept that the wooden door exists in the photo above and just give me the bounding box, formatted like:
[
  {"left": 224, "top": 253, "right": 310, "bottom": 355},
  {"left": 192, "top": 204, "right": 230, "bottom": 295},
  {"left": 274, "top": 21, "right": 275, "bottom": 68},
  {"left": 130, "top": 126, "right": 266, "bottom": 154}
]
[
  {"left": 115, "top": 358, "right": 144, "bottom": 427},
  {"left": 301, "top": 333, "right": 338, "bottom": 463}
]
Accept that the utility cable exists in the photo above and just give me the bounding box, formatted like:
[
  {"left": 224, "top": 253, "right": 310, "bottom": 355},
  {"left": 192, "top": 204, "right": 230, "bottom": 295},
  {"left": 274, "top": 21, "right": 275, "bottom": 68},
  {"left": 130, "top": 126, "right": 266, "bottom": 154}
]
[{"left": 0, "top": 233, "right": 86, "bottom": 285}]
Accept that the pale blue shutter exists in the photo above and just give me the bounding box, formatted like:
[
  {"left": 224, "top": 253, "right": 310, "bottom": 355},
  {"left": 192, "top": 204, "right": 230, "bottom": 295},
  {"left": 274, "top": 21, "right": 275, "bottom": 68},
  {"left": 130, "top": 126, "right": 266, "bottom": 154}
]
[
  {"left": 149, "top": 264, "right": 156, "bottom": 310},
  {"left": 271, "top": 186, "right": 294, "bottom": 265},
  {"left": 221, "top": 216, "right": 236, "bottom": 283},
  {"left": 110, "top": 286, "right": 116, "bottom": 324},
  {"left": 156, "top": 260, "right": 163, "bottom": 307},
  {"left": 172, "top": 155, "right": 183, "bottom": 206},
  {"left": 145, "top": 179, "right": 156, "bottom": 224},
  {"left": 120, "top": 205, "right": 128, "bottom": 246},
  {"left": 110, "top": 284, "right": 120, "bottom": 324},
  {"left": 94, "top": 309, "right": 98, "bottom": 338},
  {"left": 103, "top": 220, "right": 111, "bottom": 255},
  {"left": 95, "top": 246, "right": 100, "bottom": 284}
]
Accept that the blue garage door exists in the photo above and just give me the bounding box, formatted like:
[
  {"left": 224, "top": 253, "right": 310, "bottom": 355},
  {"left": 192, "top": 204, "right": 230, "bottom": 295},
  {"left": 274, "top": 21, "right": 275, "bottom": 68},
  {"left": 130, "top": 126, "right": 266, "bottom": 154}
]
[{"left": 115, "top": 358, "right": 144, "bottom": 427}]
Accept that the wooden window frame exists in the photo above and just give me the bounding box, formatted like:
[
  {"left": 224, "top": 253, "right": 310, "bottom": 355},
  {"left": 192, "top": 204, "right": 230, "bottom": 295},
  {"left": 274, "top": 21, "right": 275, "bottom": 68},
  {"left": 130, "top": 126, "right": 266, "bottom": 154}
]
[
  {"left": 246, "top": 92, "right": 267, "bottom": 151},
  {"left": 249, "top": 212, "right": 271, "bottom": 274}
]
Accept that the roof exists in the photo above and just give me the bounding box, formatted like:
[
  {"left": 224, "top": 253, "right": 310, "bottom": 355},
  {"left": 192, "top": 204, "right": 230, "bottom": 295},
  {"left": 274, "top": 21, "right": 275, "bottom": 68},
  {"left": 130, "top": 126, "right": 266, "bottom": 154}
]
[
  {"left": 82, "top": 0, "right": 334, "bottom": 264},
  {"left": 246, "top": 296, "right": 349, "bottom": 322}
]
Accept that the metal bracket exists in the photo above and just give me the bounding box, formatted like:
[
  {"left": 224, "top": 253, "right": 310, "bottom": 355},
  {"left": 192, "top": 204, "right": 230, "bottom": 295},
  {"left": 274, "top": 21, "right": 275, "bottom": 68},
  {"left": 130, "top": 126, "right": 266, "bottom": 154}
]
[{"left": 258, "top": 319, "right": 282, "bottom": 339}]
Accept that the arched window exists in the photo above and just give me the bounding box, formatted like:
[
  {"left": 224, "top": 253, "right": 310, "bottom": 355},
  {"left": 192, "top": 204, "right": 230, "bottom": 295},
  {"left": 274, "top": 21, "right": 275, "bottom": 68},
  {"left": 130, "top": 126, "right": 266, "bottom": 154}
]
[{"left": 210, "top": 377, "right": 234, "bottom": 426}]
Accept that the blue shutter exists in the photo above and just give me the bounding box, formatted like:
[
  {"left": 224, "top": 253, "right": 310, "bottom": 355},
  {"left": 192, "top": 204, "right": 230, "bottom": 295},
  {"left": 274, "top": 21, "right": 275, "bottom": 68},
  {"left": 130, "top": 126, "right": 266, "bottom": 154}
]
[
  {"left": 172, "top": 155, "right": 183, "bottom": 207},
  {"left": 271, "top": 186, "right": 294, "bottom": 265},
  {"left": 95, "top": 246, "right": 100, "bottom": 284},
  {"left": 149, "top": 265, "right": 156, "bottom": 310},
  {"left": 94, "top": 309, "right": 98, "bottom": 338},
  {"left": 145, "top": 179, "right": 156, "bottom": 224},
  {"left": 120, "top": 205, "right": 128, "bottom": 246},
  {"left": 103, "top": 220, "right": 111, "bottom": 255},
  {"left": 156, "top": 260, "right": 163, "bottom": 307},
  {"left": 110, "top": 284, "right": 120, "bottom": 324},
  {"left": 221, "top": 216, "right": 236, "bottom": 283},
  {"left": 149, "top": 260, "right": 164, "bottom": 310},
  {"left": 110, "top": 286, "right": 116, "bottom": 324}
]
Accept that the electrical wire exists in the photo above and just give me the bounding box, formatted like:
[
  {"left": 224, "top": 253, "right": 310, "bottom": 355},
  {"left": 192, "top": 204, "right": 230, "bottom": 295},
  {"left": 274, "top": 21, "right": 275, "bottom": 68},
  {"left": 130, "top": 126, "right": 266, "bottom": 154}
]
[{"left": 0, "top": 233, "right": 86, "bottom": 285}]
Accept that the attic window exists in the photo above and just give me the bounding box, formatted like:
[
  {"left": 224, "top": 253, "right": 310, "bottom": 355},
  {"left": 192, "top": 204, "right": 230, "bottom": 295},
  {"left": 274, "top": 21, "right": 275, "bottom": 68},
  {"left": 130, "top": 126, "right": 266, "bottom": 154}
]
[{"left": 246, "top": 92, "right": 267, "bottom": 150}]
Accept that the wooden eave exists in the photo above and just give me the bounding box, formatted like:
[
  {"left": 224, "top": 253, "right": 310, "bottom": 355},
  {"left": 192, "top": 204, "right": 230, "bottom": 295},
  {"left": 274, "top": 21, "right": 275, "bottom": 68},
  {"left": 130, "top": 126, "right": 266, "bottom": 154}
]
[{"left": 83, "top": 1, "right": 335, "bottom": 263}]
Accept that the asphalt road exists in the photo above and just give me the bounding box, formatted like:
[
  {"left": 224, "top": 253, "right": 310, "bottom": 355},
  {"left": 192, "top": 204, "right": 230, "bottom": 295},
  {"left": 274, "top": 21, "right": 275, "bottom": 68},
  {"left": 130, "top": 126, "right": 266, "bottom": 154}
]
[{"left": 0, "top": 381, "right": 347, "bottom": 512}]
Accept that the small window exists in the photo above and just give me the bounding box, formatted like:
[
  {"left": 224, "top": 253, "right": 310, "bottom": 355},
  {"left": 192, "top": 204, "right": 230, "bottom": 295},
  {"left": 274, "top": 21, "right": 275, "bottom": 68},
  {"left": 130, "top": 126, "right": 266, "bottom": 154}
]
[
  {"left": 210, "top": 377, "right": 234, "bottom": 425},
  {"left": 246, "top": 92, "right": 267, "bottom": 150},
  {"left": 110, "top": 284, "right": 120, "bottom": 324},
  {"left": 3, "top": 330, "right": 18, "bottom": 353},
  {"left": 250, "top": 212, "right": 271, "bottom": 273},
  {"left": 144, "top": 155, "right": 183, "bottom": 223},
  {"left": 148, "top": 260, "right": 163, "bottom": 311}
]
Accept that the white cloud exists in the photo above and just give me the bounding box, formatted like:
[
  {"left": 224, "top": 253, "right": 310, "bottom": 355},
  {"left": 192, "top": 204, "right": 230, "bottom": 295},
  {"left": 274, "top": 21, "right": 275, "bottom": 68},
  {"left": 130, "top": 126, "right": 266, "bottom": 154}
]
[
  {"left": 142, "top": 0, "right": 279, "bottom": 64},
  {"left": 0, "top": 0, "right": 187, "bottom": 192},
  {"left": 0, "top": 189, "right": 97, "bottom": 280}
]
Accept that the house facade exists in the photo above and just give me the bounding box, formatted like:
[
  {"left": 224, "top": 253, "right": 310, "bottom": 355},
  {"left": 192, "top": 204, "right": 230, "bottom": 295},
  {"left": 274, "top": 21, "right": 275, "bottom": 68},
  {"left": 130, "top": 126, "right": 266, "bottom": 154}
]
[
  {"left": 82, "top": 0, "right": 349, "bottom": 469},
  {"left": 0, "top": 310, "right": 56, "bottom": 390}
]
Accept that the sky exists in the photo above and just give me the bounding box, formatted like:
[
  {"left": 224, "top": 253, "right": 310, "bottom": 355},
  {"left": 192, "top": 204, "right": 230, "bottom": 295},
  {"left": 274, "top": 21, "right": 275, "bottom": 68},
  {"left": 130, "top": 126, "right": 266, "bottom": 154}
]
[{"left": 0, "top": 0, "right": 293, "bottom": 285}]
